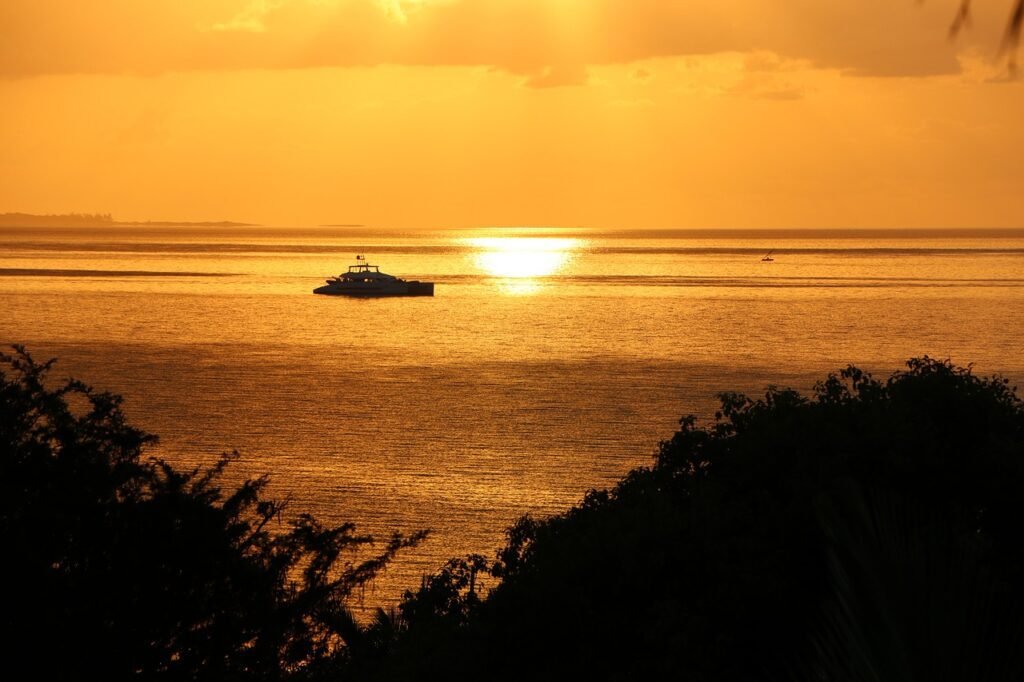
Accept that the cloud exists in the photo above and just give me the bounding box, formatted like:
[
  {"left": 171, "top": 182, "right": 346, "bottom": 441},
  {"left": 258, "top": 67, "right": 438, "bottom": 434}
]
[
  {"left": 630, "top": 68, "right": 653, "bottom": 82},
  {"left": 373, "top": 0, "right": 415, "bottom": 24},
  {"left": 208, "top": 0, "right": 284, "bottom": 32},
  {"left": 522, "top": 64, "right": 589, "bottom": 89},
  {"left": 742, "top": 51, "right": 806, "bottom": 74},
  {"left": 747, "top": 86, "right": 807, "bottom": 101},
  {"left": 607, "top": 97, "right": 655, "bottom": 108},
  {"left": 724, "top": 53, "right": 812, "bottom": 101},
  {"left": 0, "top": 0, "right": 1005, "bottom": 79}
]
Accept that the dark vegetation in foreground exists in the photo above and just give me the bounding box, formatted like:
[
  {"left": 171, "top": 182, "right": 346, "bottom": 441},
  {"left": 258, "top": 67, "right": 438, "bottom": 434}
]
[
  {"left": 0, "top": 347, "right": 425, "bottom": 680},
  {"left": 3, "top": 347, "right": 1024, "bottom": 680}
]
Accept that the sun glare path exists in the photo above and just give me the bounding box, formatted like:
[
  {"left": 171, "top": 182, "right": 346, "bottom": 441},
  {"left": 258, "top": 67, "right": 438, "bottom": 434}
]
[{"left": 464, "top": 238, "right": 585, "bottom": 291}]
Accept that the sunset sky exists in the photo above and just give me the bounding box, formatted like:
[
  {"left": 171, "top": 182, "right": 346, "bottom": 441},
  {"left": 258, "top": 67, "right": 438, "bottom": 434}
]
[{"left": 2, "top": 0, "right": 1023, "bottom": 228}]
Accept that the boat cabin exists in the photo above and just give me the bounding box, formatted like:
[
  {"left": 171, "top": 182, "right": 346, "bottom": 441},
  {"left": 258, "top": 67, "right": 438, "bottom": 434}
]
[
  {"left": 334, "top": 261, "right": 399, "bottom": 284},
  {"left": 347, "top": 263, "right": 381, "bottom": 275}
]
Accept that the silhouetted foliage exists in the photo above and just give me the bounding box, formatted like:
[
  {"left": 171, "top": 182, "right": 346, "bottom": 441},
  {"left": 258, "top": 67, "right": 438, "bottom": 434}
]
[
  {"left": 950, "top": 0, "right": 1024, "bottom": 72},
  {"left": 7, "top": 345, "right": 1023, "bottom": 680},
  {"left": 366, "top": 358, "right": 1024, "bottom": 681},
  {"left": 0, "top": 346, "right": 425, "bottom": 680},
  {"left": 343, "top": 554, "right": 493, "bottom": 679}
]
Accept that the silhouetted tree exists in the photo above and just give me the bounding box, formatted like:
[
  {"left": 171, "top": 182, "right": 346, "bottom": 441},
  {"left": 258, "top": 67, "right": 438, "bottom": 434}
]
[
  {"left": 0, "top": 346, "right": 426, "bottom": 680},
  {"left": 343, "top": 554, "right": 492, "bottom": 679},
  {"left": 367, "top": 358, "right": 1024, "bottom": 681}
]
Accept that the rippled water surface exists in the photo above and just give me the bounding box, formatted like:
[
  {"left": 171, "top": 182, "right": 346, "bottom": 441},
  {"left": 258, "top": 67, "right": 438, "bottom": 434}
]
[{"left": 3, "top": 226, "right": 1023, "bottom": 605}]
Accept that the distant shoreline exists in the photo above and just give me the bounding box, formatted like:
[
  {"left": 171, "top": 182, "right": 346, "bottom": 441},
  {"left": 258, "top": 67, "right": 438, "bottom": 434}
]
[
  {"left": 0, "top": 213, "right": 258, "bottom": 228},
  {"left": 2, "top": 214, "right": 1023, "bottom": 237}
]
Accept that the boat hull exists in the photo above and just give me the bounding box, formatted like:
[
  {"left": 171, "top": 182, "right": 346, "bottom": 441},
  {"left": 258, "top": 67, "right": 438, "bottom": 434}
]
[{"left": 313, "top": 281, "right": 434, "bottom": 297}]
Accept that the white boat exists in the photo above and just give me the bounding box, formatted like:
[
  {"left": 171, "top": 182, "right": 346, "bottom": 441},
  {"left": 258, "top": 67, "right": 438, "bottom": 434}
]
[{"left": 313, "top": 256, "right": 434, "bottom": 297}]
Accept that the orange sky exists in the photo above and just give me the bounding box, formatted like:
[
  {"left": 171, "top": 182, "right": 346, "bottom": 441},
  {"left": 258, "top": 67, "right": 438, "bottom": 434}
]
[{"left": 2, "top": 0, "right": 1023, "bottom": 228}]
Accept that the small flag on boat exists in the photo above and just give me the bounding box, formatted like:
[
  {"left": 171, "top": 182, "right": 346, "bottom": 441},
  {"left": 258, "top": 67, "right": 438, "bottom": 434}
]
[{"left": 356, "top": 254, "right": 365, "bottom": 261}]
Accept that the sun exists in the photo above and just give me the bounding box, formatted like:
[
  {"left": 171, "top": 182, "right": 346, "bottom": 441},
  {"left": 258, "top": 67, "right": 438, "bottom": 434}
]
[{"left": 464, "top": 237, "right": 583, "bottom": 281}]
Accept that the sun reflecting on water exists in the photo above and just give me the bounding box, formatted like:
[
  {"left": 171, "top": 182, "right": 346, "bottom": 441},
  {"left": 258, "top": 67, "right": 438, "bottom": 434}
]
[{"left": 465, "top": 237, "right": 585, "bottom": 293}]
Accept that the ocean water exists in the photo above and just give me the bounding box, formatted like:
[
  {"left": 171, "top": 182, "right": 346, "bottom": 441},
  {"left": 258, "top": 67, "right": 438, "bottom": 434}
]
[{"left": 2, "top": 225, "right": 1023, "bottom": 606}]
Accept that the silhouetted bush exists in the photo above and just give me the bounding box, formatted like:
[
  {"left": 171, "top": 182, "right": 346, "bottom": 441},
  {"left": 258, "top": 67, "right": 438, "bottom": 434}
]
[
  {"left": 0, "top": 347, "right": 425, "bottom": 681},
  {"left": 370, "top": 358, "right": 1024, "bottom": 681},
  {"left": 7, "top": 346, "right": 1022, "bottom": 680}
]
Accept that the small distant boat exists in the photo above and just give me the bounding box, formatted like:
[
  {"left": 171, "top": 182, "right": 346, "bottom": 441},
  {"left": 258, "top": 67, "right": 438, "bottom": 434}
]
[
  {"left": 761, "top": 250, "right": 775, "bottom": 262},
  {"left": 313, "top": 256, "right": 434, "bottom": 297}
]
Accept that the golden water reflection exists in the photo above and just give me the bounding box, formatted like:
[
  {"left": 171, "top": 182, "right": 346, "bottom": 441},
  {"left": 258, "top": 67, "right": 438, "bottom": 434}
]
[{"left": 465, "top": 237, "right": 585, "bottom": 293}]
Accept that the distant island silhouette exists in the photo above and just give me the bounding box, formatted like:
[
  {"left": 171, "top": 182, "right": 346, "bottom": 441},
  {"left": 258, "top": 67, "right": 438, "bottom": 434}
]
[{"left": 0, "top": 212, "right": 257, "bottom": 228}]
